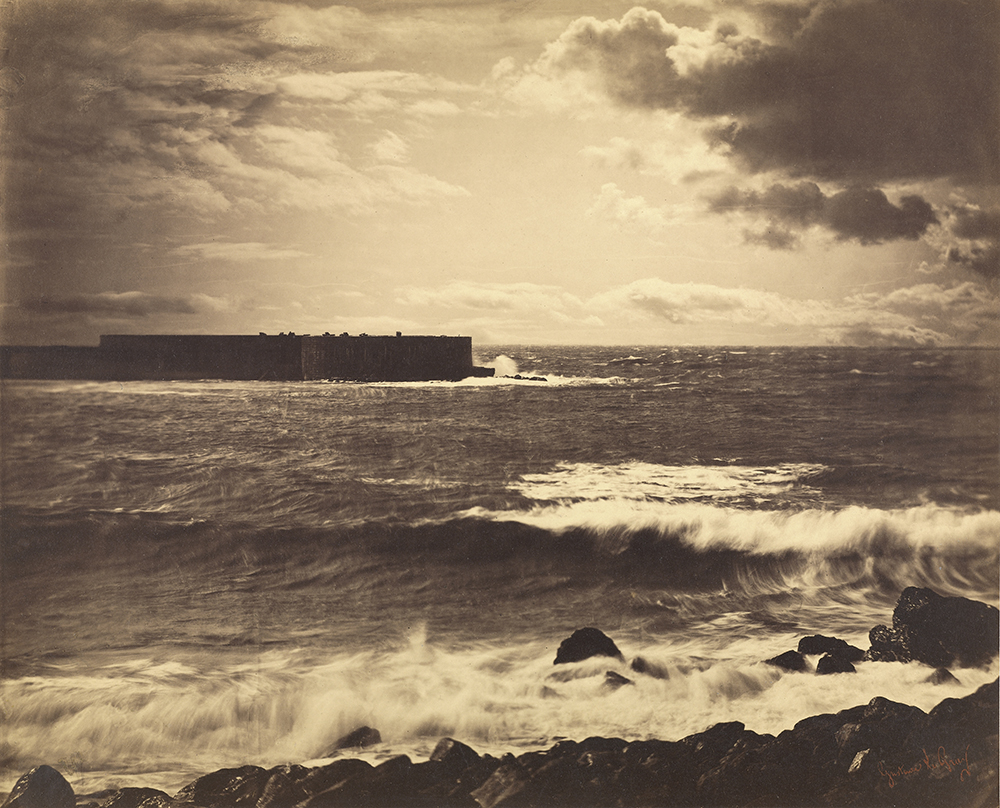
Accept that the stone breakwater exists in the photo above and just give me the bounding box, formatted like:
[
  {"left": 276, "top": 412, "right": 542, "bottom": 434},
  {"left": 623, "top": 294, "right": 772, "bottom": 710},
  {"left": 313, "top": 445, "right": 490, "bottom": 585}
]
[{"left": 4, "top": 588, "right": 997, "bottom": 808}]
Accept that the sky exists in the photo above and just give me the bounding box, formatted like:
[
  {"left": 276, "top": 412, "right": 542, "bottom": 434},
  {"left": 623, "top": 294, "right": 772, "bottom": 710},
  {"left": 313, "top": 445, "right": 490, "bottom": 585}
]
[{"left": 1, "top": 0, "right": 997, "bottom": 347}]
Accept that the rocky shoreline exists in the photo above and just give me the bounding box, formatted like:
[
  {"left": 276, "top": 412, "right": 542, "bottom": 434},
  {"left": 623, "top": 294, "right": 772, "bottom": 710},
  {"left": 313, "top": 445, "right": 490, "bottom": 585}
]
[{"left": 4, "top": 587, "right": 998, "bottom": 808}]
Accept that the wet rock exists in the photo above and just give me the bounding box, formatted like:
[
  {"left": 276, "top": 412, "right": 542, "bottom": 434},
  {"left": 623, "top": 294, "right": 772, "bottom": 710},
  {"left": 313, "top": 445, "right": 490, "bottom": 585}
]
[
  {"left": 925, "top": 667, "right": 961, "bottom": 685},
  {"left": 603, "top": 670, "right": 634, "bottom": 690},
  {"left": 866, "top": 586, "right": 999, "bottom": 668},
  {"left": 553, "top": 628, "right": 624, "bottom": 665},
  {"left": 430, "top": 737, "right": 482, "bottom": 774},
  {"left": 295, "top": 759, "right": 375, "bottom": 803},
  {"left": 1, "top": 765, "right": 74, "bottom": 808},
  {"left": 798, "top": 634, "right": 866, "bottom": 661},
  {"left": 764, "top": 649, "right": 807, "bottom": 671},
  {"left": 332, "top": 725, "right": 382, "bottom": 750},
  {"left": 254, "top": 764, "right": 311, "bottom": 808},
  {"left": 173, "top": 764, "right": 269, "bottom": 806},
  {"left": 865, "top": 623, "right": 910, "bottom": 662},
  {"left": 682, "top": 721, "right": 751, "bottom": 769},
  {"left": 43, "top": 677, "right": 1000, "bottom": 808},
  {"left": 95, "top": 787, "right": 177, "bottom": 808},
  {"left": 470, "top": 758, "right": 528, "bottom": 808},
  {"left": 816, "top": 653, "right": 857, "bottom": 674},
  {"left": 301, "top": 755, "right": 414, "bottom": 808},
  {"left": 630, "top": 656, "right": 670, "bottom": 679}
]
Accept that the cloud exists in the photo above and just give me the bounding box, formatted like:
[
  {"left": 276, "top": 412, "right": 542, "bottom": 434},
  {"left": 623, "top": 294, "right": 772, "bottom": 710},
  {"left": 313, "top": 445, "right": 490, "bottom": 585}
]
[
  {"left": 370, "top": 131, "right": 410, "bottom": 164},
  {"left": 1, "top": 0, "right": 474, "bottom": 298},
  {"left": 588, "top": 277, "right": 996, "bottom": 345},
  {"left": 172, "top": 242, "right": 312, "bottom": 262},
  {"left": 526, "top": 0, "right": 999, "bottom": 183},
  {"left": 834, "top": 325, "right": 949, "bottom": 348},
  {"left": 15, "top": 291, "right": 223, "bottom": 318},
  {"left": 536, "top": 8, "right": 685, "bottom": 108},
  {"left": 589, "top": 278, "right": 817, "bottom": 326},
  {"left": 398, "top": 281, "right": 586, "bottom": 316},
  {"left": 389, "top": 276, "right": 996, "bottom": 346},
  {"left": 938, "top": 204, "right": 1000, "bottom": 280},
  {"left": 580, "top": 134, "right": 729, "bottom": 182},
  {"left": 587, "top": 183, "right": 681, "bottom": 234},
  {"left": 708, "top": 182, "right": 938, "bottom": 247}
]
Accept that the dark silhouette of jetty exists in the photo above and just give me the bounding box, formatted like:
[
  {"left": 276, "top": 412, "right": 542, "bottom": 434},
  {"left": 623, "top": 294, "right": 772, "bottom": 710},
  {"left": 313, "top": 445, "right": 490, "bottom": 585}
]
[{"left": 0, "top": 333, "right": 495, "bottom": 382}]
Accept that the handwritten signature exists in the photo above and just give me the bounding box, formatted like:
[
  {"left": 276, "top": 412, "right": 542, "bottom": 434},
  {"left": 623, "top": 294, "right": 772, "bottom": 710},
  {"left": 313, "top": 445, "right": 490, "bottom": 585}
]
[{"left": 878, "top": 745, "right": 972, "bottom": 788}]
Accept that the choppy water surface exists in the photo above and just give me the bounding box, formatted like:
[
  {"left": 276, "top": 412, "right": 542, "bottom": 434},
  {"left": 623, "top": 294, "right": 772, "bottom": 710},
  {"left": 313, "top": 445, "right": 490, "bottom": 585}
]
[{"left": 1, "top": 346, "right": 997, "bottom": 795}]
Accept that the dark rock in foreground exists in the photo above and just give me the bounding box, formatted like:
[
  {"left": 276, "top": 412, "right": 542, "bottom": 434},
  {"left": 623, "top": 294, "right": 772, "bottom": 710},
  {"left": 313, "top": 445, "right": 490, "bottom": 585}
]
[
  {"left": 553, "top": 628, "right": 624, "bottom": 665},
  {"left": 98, "top": 786, "right": 178, "bottom": 807},
  {"left": 333, "top": 726, "right": 382, "bottom": 750},
  {"left": 798, "top": 634, "right": 866, "bottom": 662},
  {"left": 629, "top": 656, "right": 670, "bottom": 679},
  {"left": 926, "top": 667, "right": 961, "bottom": 685},
  {"left": 866, "top": 586, "right": 999, "bottom": 668},
  {"left": 815, "top": 653, "right": 856, "bottom": 675},
  {"left": 0, "top": 765, "right": 75, "bottom": 808},
  {"left": 765, "top": 649, "right": 807, "bottom": 671},
  {"left": 39, "top": 679, "right": 996, "bottom": 808},
  {"left": 603, "top": 670, "right": 634, "bottom": 690}
]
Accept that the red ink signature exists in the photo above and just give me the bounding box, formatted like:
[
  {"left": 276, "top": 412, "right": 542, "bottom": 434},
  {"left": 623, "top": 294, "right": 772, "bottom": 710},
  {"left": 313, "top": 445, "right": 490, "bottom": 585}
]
[{"left": 877, "top": 745, "right": 972, "bottom": 788}]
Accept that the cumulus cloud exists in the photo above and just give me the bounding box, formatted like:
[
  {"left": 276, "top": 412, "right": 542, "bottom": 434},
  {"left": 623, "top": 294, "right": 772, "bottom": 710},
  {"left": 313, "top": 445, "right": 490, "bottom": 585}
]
[
  {"left": 587, "top": 183, "right": 684, "bottom": 234},
  {"left": 527, "top": 0, "right": 999, "bottom": 184},
  {"left": 708, "top": 182, "right": 938, "bottom": 247}
]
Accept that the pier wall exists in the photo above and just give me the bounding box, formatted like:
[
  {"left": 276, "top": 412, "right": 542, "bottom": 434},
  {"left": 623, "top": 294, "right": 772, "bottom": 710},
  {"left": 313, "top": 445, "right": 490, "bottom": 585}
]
[
  {"left": 96, "top": 334, "right": 303, "bottom": 380},
  {"left": 301, "top": 335, "right": 473, "bottom": 381},
  {"left": 2, "top": 334, "right": 488, "bottom": 381}
]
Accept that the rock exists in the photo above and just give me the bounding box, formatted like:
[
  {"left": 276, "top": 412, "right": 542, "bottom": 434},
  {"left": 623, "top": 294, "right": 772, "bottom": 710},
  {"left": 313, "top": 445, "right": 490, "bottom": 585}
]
[
  {"left": 299, "top": 755, "right": 415, "bottom": 808},
  {"left": 470, "top": 759, "right": 528, "bottom": 808},
  {"left": 816, "top": 653, "right": 857, "bottom": 674},
  {"left": 553, "top": 628, "right": 624, "bottom": 665},
  {"left": 96, "top": 787, "right": 177, "bottom": 808},
  {"left": 295, "top": 759, "right": 374, "bottom": 803},
  {"left": 798, "top": 634, "right": 866, "bottom": 661},
  {"left": 332, "top": 725, "right": 382, "bottom": 750},
  {"left": 603, "top": 670, "right": 634, "bottom": 690},
  {"left": 429, "top": 738, "right": 480, "bottom": 770},
  {"left": 254, "top": 764, "right": 310, "bottom": 808},
  {"left": 1, "top": 765, "right": 74, "bottom": 808},
  {"left": 630, "top": 656, "right": 670, "bottom": 679},
  {"left": 764, "top": 649, "right": 807, "bottom": 671},
  {"left": 866, "top": 587, "right": 999, "bottom": 668},
  {"left": 925, "top": 667, "right": 960, "bottom": 685},
  {"left": 22, "top": 678, "right": 998, "bottom": 808},
  {"left": 173, "top": 765, "right": 269, "bottom": 806}
]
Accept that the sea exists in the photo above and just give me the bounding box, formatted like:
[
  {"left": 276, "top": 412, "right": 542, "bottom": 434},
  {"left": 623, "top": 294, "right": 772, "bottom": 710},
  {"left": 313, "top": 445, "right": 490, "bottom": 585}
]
[{"left": 1, "top": 345, "right": 998, "bottom": 798}]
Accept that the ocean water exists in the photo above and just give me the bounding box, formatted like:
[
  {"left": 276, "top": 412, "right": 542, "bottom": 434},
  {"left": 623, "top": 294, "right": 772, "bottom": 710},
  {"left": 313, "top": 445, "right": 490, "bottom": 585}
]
[{"left": 1, "top": 346, "right": 998, "bottom": 797}]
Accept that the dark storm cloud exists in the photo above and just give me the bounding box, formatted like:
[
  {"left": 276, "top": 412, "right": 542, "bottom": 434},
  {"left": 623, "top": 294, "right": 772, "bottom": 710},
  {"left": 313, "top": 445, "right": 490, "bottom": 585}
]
[
  {"left": 823, "top": 188, "right": 938, "bottom": 245},
  {"left": 941, "top": 204, "right": 1000, "bottom": 280},
  {"left": 707, "top": 182, "right": 938, "bottom": 247},
  {"left": 543, "top": 0, "right": 999, "bottom": 183},
  {"left": 948, "top": 206, "right": 1000, "bottom": 243},
  {"left": 19, "top": 292, "right": 201, "bottom": 317}
]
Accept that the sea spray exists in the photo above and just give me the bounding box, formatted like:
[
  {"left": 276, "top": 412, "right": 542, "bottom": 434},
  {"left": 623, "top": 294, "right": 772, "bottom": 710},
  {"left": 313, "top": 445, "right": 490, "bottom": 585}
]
[{"left": 3, "top": 346, "right": 996, "bottom": 796}]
